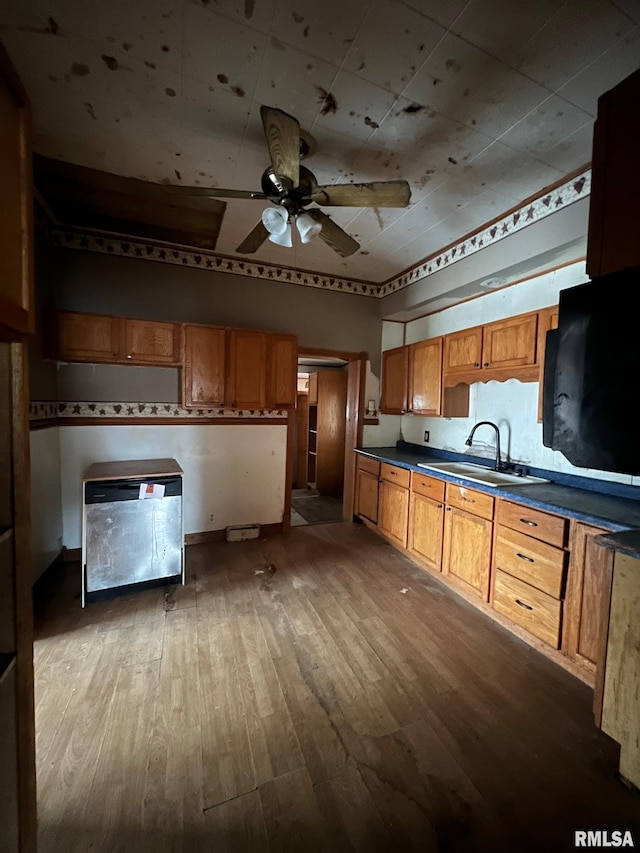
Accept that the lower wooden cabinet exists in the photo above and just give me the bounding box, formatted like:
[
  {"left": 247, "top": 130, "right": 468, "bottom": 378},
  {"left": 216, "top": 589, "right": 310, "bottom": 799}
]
[
  {"left": 355, "top": 456, "right": 380, "bottom": 525},
  {"left": 563, "top": 522, "right": 614, "bottom": 673},
  {"left": 409, "top": 492, "right": 444, "bottom": 571},
  {"left": 443, "top": 503, "right": 493, "bottom": 600},
  {"left": 378, "top": 467, "right": 410, "bottom": 548},
  {"left": 493, "top": 569, "right": 562, "bottom": 648}
]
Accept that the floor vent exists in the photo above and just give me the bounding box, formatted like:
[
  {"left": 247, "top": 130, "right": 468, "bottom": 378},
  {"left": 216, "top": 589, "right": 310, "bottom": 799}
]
[{"left": 226, "top": 524, "right": 260, "bottom": 542}]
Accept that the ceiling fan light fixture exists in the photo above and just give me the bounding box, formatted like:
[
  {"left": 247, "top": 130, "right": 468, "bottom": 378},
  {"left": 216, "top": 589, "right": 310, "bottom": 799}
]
[
  {"left": 268, "top": 224, "right": 293, "bottom": 247},
  {"left": 261, "top": 206, "right": 289, "bottom": 235},
  {"left": 296, "top": 212, "right": 322, "bottom": 244}
]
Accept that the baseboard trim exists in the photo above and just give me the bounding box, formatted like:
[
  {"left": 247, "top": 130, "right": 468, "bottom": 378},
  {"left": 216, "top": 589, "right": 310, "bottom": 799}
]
[{"left": 185, "top": 522, "right": 283, "bottom": 546}]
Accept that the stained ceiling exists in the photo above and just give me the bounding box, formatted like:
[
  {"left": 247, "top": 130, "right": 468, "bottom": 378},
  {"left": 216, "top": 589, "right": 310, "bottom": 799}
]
[{"left": 1, "top": 0, "right": 639, "bottom": 284}]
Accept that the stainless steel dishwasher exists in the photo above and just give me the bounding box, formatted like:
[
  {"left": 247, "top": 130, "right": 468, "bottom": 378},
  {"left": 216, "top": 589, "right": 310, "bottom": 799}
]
[{"left": 82, "top": 471, "right": 184, "bottom": 606}]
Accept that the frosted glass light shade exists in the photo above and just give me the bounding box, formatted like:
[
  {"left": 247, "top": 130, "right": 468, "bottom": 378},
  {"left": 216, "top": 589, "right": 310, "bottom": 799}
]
[
  {"left": 296, "top": 213, "right": 322, "bottom": 243},
  {"left": 268, "top": 224, "right": 292, "bottom": 247},
  {"left": 261, "top": 206, "right": 288, "bottom": 235}
]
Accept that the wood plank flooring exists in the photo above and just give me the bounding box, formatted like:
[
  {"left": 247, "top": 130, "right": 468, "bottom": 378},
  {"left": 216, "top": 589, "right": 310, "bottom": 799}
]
[{"left": 34, "top": 523, "right": 640, "bottom": 852}]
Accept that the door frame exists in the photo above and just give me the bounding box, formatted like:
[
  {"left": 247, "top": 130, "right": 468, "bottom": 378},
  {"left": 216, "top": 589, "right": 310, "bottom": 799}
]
[{"left": 284, "top": 347, "right": 367, "bottom": 530}]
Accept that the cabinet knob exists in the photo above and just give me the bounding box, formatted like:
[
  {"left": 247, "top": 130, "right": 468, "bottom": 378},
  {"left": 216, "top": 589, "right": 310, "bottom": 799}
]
[
  {"left": 483, "top": 362, "right": 489, "bottom": 367},
  {"left": 474, "top": 362, "right": 480, "bottom": 367},
  {"left": 446, "top": 507, "right": 451, "bottom": 512},
  {"left": 127, "top": 354, "right": 132, "bottom": 359},
  {"left": 437, "top": 504, "right": 443, "bottom": 509}
]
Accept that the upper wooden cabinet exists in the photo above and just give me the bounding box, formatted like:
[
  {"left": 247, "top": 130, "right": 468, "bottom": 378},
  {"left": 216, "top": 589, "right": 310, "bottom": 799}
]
[
  {"left": 381, "top": 338, "right": 443, "bottom": 416},
  {"left": 443, "top": 311, "right": 540, "bottom": 386},
  {"left": 482, "top": 313, "right": 537, "bottom": 370},
  {"left": 182, "top": 324, "right": 226, "bottom": 408},
  {"left": 0, "top": 46, "right": 33, "bottom": 341},
  {"left": 268, "top": 334, "right": 297, "bottom": 409},
  {"left": 536, "top": 305, "right": 559, "bottom": 422},
  {"left": 56, "top": 312, "right": 180, "bottom": 366},
  {"left": 587, "top": 67, "right": 640, "bottom": 278},
  {"left": 380, "top": 345, "right": 408, "bottom": 414},
  {"left": 227, "top": 329, "right": 268, "bottom": 409},
  {"left": 408, "top": 337, "right": 442, "bottom": 416},
  {"left": 443, "top": 327, "right": 482, "bottom": 374}
]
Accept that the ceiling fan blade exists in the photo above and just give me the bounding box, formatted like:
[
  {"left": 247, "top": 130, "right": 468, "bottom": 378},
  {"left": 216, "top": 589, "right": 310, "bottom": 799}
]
[
  {"left": 162, "top": 185, "right": 266, "bottom": 200},
  {"left": 311, "top": 180, "right": 411, "bottom": 208},
  {"left": 236, "top": 220, "right": 270, "bottom": 254},
  {"left": 260, "top": 106, "right": 300, "bottom": 188},
  {"left": 306, "top": 210, "right": 360, "bottom": 258}
]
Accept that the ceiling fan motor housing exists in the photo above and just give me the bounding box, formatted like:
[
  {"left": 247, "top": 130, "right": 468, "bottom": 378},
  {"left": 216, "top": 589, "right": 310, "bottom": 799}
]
[{"left": 261, "top": 165, "right": 317, "bottom": 212}]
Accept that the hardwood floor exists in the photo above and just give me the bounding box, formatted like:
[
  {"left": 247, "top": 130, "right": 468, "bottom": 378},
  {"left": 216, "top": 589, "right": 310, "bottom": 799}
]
[{"left": 34, "top": 523, "right": 639, "bottom": 852}]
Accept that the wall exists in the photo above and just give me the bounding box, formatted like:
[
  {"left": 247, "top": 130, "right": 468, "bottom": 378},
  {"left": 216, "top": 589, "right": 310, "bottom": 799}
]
[
  {"left": 30, "top": 428, "right": 63, "bottom": 580},
  {"left": 390, "top": 260, "right": 640, "bottom": 488},
  {"left": 59, "top": 424, "right": 287, "bottom": 550}
]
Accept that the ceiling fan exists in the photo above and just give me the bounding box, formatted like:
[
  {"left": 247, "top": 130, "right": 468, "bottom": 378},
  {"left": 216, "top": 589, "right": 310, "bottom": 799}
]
[{"left": 167, "top": 106, "right": 412, "bottom": 258}]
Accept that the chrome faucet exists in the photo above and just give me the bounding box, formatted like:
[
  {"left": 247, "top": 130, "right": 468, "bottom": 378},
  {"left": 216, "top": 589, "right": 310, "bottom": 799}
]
[{"left": 465, "top": 421, "right": 504, "bottom": 471}]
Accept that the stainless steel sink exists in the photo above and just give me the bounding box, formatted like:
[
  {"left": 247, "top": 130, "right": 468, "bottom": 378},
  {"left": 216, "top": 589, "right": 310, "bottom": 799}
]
[{"left": 416, "top": 461, "right": 549, "bottom": 488}]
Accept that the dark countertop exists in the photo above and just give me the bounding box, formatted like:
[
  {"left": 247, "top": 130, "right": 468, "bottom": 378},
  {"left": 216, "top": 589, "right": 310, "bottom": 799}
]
[
  {"left": 83, "top": 458, "right": 183, "bottom": 481},
  {"left": 356, "top": 446, "right": 640, "bottom": 532},
  {"left": 594, "top": 529, "right": 640, "bottom": 559}
]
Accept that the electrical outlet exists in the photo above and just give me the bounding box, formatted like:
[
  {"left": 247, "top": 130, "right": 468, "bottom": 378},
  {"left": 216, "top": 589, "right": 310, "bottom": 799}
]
[
  {"left": 424, "top": 430, "right": 430, "bottom": 443},
  {"left": 208, "top": 512, "right": 215, "bottom": 524}
]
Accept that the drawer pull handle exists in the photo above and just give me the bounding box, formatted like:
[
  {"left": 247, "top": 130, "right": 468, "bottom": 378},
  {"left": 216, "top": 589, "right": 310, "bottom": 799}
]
[
  {"left": 515, "top": 599, "right": 533, "bottom": 611},
  {"left": 516, "top": 552, "right": 534, "bottom": 562},
  {"left": 461, "top": 496, "right": 475, "bottom": 503},
  {"left": 520, "top": 518, "right": 538, "bottom": 527}
]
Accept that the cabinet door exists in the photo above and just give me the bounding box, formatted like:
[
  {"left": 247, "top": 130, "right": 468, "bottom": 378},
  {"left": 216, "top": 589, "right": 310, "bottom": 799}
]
[
  {"left": 380, "top": 346, "right": 408, "bottom": 414},
  {"left": 356, "top": 469, "right": 379, "bottom": 524},
  {"left": 378, "top": 480, "right": 409, "bottom": 548},
  {"left": 182, "top": 325, "right": 226, "bottom": 407},
  {"left": 268, "top": 333, "right": 297, "bottom": 408},
  {"left": 481, "top": 313, "right": 537, "bottom": 370},
  {"left": 443, "top": 506, "right": 492, "bottom": 600},
  {"left": 587, "top": 68, "right": 640, "bottom": 277},
  {"left": 443, "top": 327, "right": 482, "bottom": 373},
  {"left": 227, "top": 329, "right": 268, "bottom": 409},
  {"left": 57, "top": 312, "right": 121, "bottom": 363},
  {"left": 409, "top": 492, "right": 444, "bottom": 571},
  {"left": 123, "top": 319, "right": 180, "bottom": 366},
  {"left": 563, "top": 523, "right": 614, "bottom": 672},
  {"left": 409, "top": 337, "right": 442, "bottom": 416},
  {"left": 0, "top": 45, "right": 33, "bottom": 339}
]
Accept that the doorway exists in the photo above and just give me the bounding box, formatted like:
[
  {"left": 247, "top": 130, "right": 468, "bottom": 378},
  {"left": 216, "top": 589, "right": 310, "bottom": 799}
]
[{"left": 291, "top": 354, "right": 348, "bottom": 526}]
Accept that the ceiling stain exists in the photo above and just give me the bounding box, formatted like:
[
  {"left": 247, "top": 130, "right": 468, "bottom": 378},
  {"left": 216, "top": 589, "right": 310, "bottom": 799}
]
[
  {"left": 231, "top": 85, "right": 245, "bottom": 97},
  {"left": 175, "top": 170, "right": 182, "bottom": 181},
  {"left": 217, "top": 73, "right": 229, "bottom": 84},
  {"left": 106, "top": 35, "right": 116, "bottom": 43},
  {"left": 360, "top": 250, "right": 370, "bottom": 255},
  {"left": 244, "top": 0, "right": 255, "bottom": 18},
  {"left": 292, "top": 12, "right": 304, "bottom": 23},
  {"left": 45, "top": 17, "right": 60, "bottom": 35},
  {"left": 433, "top": 77, "right": 441, "bottom": 86},
  {"left": 316, "top": 87, "right": 337, "bottom": 115},
  {"left": 48, "top": 75, "right": 58, "bottom": 82},
  {"left": 373, "top": 207, "right": 384, "bottom": 230},
  {"left": 364, "top": 116, "right": 379, "bottom": 129},
  {"left": 303, "top": 25, "right": 309, "bottom": 37},
  {"left": 356, "top": 61, "right": 365, "bottom": 71},
  {"left": 161, "top": 44, "right": 170, "bottom": 52},
  {"left": 403, "top": 103, "right": 423, "bottom": 114},
  {"left": 165, "top": 87, "right": 176, "bottom": 97},
  {"left": 122, "top": 42, "right": 132, "bottom": 51},
  {"left": 101, "top": 55, "right": 120, "bottom": 71},
  {"left": 445, "top": 58, "right": 462, "bottom": 73},
  {"left": 71, "top": 62, "right": 91, "bottom": 77},
  {"left": 144, "top": 61, "right": 156, "bottom": 69},
  {"left": 159, "top": 177, "right": 172, "bottom": 185},
  {"left": 83, "top": 102, "right": 96, "bottom": 120},
  {"left": 448, "top": 156, "right": 458, "bottom": 164}
]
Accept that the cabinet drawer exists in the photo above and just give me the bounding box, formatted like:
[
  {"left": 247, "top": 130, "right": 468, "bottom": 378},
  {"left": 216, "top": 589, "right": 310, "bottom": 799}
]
[
  {"left": 494, "top": 525, "right": 567, "bottom": 599},
  {"left": 497, "top": 500, "right": 568, "bottom": 547},
  {"left": 357, "top": 455, "right": 381, "bottom": 477},
  {"left": 493, "top": 569, "right": 562, "bottom": 648},
  {"left": 445, "top": 483, "right": 494, "bottom": 520},
  {"left": 411, "top": 472, "right": 445, "bottom": 502},
  {"left": 380, "top": 463, "right": 410, "bottom": 489}
]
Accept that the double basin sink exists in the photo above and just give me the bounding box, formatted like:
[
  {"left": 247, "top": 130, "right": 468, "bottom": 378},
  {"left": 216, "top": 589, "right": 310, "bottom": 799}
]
[{"left": 417, "top": 460, "right": 549, "bottom": 488}]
